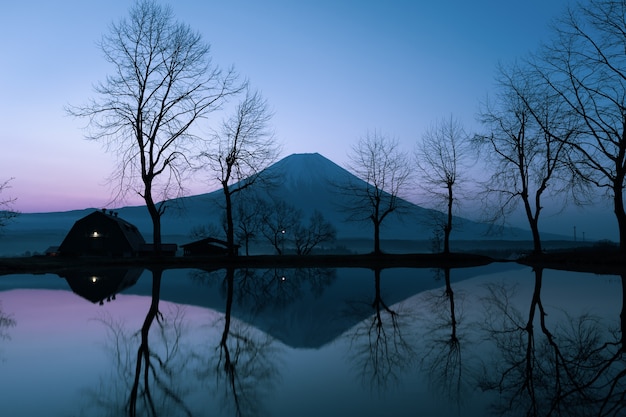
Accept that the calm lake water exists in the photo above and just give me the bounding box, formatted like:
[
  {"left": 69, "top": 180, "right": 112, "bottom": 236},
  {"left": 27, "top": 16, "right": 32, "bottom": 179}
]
[{"left": 0, "top": 263, "right": 624, "bottom": 417}]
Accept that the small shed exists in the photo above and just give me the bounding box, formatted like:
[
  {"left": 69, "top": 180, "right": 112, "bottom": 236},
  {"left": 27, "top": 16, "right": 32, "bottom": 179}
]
[
  {"left": 59, "top": 209, "right": 146, "bottom": 257},
  {"left": 138, "top": 243, "right": 178, "bottom": 257},
  {"left": 180, "top": 237, "right": 239, "bottom": 256}
]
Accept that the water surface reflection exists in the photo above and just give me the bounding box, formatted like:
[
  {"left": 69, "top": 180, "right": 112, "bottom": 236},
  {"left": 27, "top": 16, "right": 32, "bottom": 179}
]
[
  {"left": 478, "top": 268, "right": 626, "bottom": 416},
  {"left": 344, "top": 267, "right": 417, "bottom": 390},
  {"left": 0, "top": 264, "right": 623, "bottom": 416}
]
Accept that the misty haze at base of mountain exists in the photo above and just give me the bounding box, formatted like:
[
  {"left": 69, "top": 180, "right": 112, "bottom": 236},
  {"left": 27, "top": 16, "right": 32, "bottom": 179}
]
[{"left": 1, "top": 153, "right": 600, "bottom": 257}]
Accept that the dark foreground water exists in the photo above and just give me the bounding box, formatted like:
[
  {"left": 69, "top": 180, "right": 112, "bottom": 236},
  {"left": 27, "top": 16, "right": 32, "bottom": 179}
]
[{"left": 0, "top": 263, "right": 624, "bottom": 417}]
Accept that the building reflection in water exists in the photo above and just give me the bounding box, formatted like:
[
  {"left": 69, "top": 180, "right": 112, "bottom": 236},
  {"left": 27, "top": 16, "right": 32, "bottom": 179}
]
[
  {"left": 36, "top": 265, "right": 626, "bottom": 416},
  {"left": 58, "top": 267, "right": 142, "bottom": 305}
]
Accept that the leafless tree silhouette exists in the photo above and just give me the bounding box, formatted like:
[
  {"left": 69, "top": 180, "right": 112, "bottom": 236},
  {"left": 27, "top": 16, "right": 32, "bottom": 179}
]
[
  {"left": 68, "top": 0, "right": 239, "bottom": 254},
  {"left": 198, "top": 87, "right": 280, "bottom": 256},
  {"left": 232, "top": 195, "right": 266, "bottom": 255},
  {"left": 415, "top": 116, "right": 473, "bottom": 253},
  {"left": 293, "top": 210, "right": 337, "bottom": 255},
  {"left": 535, "top": 0, "right": 626, "bottom": 253},
  {"left": 257, "top": 199, "right": 301, "bottom": 255},
  {"left": 475, "top": 62, "right": 577, "bottom": 253},
  {"left": 344, "top": 131, "right": 412, "bottom": 254}
]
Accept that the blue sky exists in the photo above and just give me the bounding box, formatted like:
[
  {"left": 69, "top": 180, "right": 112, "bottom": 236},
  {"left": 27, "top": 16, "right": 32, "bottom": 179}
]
[{"left": 4, "top": 0, "right": 598, "bottom": 237}]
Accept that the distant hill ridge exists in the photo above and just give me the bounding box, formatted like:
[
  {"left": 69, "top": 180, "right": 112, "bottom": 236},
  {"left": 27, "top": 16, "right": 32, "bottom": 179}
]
[{"left": 6, "top": 152, "right": 541, "bottom": 256}]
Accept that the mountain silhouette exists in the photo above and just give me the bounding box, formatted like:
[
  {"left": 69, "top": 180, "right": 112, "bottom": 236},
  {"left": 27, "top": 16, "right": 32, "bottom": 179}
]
[
  {"left": 141, "top": 152, "right": 534, "bottom": 243},
  {"left": 3, "top": 152, "right": 539, "bottom": 256}
]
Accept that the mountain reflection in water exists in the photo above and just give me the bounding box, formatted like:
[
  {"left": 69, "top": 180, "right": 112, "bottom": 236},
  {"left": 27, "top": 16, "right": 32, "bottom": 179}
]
[{"left": 0, "top": 264, "right": 624, "bottom": 417}]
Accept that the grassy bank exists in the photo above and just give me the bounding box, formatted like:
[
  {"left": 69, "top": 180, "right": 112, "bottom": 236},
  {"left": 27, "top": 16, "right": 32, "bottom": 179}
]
[{"left": 0, "top": 252, "right": 495, "bottom": 276}]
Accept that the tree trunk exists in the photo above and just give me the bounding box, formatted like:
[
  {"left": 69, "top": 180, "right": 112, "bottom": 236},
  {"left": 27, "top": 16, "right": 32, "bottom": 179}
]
[
  {"left": 129, "top": 268, "right": 162, "bottom": 416},
  {"left": 529, "top": 219, "right": 542, "bottom": 254},
  {"left": 373, "top": 220, "right": 381, "bottom": 255},
  {"left": 373, "top": 198, "right": 382, "bottom": 255},
  {"left": 144, "top": 184, "right": 162, "bottom": 257},
  {"left": 615, "top": 182, "right": 626, "bottom": 256},
  {"left": 223, "top": 184, "right": 236, "bottom": 257},
  {"left": 221, "top": 267, "right": 235, "bottom": 348},
  {"left": 619, "top": 274, "right": 626, "bottom": 353},
  {"left": 522, "top": 194, "right": 542, "bottom": 254},
  {"left": 444, "top": 183, "right": 453, "bottom": 254},
  {"left": 443, "top": 268, "right": 457, "bottom": 342}
]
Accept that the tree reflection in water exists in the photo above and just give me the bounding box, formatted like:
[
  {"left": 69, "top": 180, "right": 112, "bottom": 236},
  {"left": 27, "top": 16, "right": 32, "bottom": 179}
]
[
  {"left": 128, "top": 268, "right": 189, "bottom": 416},
  {"left": 0, "top": 300, "right": 16, "bottom": 359},
  {"left": 189, "top": 267, "right": 335, "bottom": 315},
  {"left": 419, "top": 267, "right": 474, "bottom": 408},
  {"left": 188, "top": 266, "right": 337, "bottom": 416},
  {"left": 193, "top": 267, "right": 281, "bottom": 417},
  {"left": 93, "top": 268, "right": 198, "bottom": 417},
  {"left": 478, "top": 268, "right": 626, "bottom": 416},
  {"left": 345, "top": 267, "right": 416, "bottom": 390}
]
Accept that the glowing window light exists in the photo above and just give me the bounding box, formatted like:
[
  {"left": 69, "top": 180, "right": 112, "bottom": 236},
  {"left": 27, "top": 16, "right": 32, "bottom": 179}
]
[
  {"left": 90, "top": 231, "right": 100, "bottom": 238},
  {"left": 91, "top": 276, "right": 99, "bottom": 283}
]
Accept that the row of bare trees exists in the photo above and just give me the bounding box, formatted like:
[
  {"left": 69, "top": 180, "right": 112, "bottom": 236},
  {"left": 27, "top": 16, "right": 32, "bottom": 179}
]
[
  {"left": 485, "top": 0, "right": 626, "bottom": 255},
  {"left": 474, "top": 0, "right": 626, "bottom": 255},
  {"left": 192, "top": 197, "right": 337, "bottom": 256},
  {"left": 64, "top": 0, "right": 626, "bottom": 256},
  {"left": 347, "top": 0, "right": 626, "bottom": 256},
  {"left": 67, "top": 1, "right": 279, "bottom": 256},
  {"left": 342, "top": 121, "right": 472, "bottom": 255}
]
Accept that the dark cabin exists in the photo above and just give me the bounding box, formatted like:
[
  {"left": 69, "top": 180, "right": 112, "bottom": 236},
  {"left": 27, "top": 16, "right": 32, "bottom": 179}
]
[
  {"left": 59, "top": 209, "right": 146, "bottom": 257},
  {"left": 180, "top": 237, "right": 239, "bottom": 256}
]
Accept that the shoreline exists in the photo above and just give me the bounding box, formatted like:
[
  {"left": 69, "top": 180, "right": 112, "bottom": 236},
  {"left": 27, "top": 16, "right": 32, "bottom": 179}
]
[{"left": 1, "top": 250, "right": 625, "bottom": 276}]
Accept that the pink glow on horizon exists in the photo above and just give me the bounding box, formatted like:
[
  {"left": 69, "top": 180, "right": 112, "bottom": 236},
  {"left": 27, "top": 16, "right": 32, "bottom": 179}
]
[
  {"left": 0, "top": 288, "right": 221, "bottom": 416},
  {"left": 15, "top": 192, "right": 114, "bottom": 214},
  {"left": 11, "top": 173, "right": 213, "bottom": 213},
  {"left": 2, "top": 1, "right": 570, "bottom": 214}
]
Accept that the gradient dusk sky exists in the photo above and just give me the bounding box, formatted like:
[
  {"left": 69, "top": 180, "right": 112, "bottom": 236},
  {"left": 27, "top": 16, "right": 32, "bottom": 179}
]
[{"left": 1, "top": 1, "right": 570, "bottom": 214}]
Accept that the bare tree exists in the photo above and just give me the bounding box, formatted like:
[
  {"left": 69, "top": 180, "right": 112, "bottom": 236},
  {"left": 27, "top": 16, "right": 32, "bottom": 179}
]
[
  {"left": 415, "top": 116, "right": 472, "bottom": 254},
  {"left": 475, "top": 63, "right": 575, "bottom": 254},
  {"left": 68, "top": 1, "right": 239, "bottom": 254},
  {"left": 259, "top": 199, "right": 301, "bottom": 255},
  {"left": 198, "top": 87, "right": 280, "bottom": 256},
  {"left": 233, "top": 196, "right": 266, "bottom": 256},
  {"left": 0, "top": 178, "right": 18, "bottom": 230},
  {"left": 293, "top": 210, "right": 337, "bottom": 255},
  {"left": 345, "top": 131, "right": 412, "bottom": 254},
  {"left": 535, "top": 0, "right": 626, "bottom": 253},
  {"left": 188, "top": 222, "right": 224, "bottom": 241},
  {"left": 253, "top": 198, "right": 336, "bottom": 255}
]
